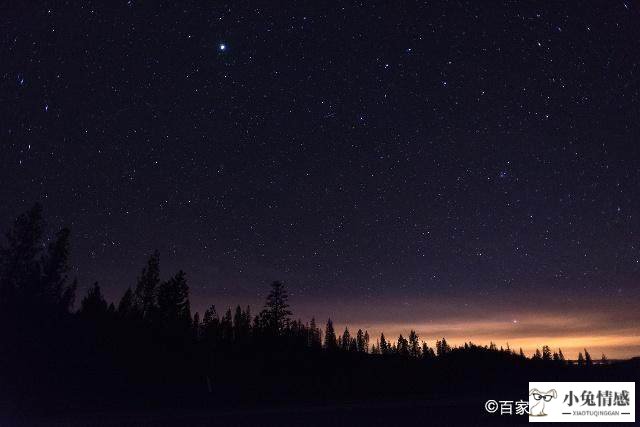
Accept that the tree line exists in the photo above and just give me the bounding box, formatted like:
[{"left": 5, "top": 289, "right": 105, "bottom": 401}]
[{"left": 1, "top": 204, "right": 607, "bottom": 369}]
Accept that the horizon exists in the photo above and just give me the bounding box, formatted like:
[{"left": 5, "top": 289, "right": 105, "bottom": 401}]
[{"left": 53, "top": 251, "right": 636, "bottom": 360}]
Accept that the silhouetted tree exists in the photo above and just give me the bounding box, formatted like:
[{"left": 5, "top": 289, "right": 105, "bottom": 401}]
[
  {"left": 324, "top": 318, "right": 337, "bottom": 350},
  {"left": 79, "top": 282, "right": 108, "bottom": 318},
  {"left": 233, "top": 305, "right": 251, "bottom": 343},
  {"left": 221, "top": 308, "right": 233, "bottom": 342},
  {"left": 542, "top": 345, "right": 552, "bottom": 361},
  {"left": 192, "top": 312, "right": 201, "bottom": 339},
  {"left": 380, "top": 333, "right": 389, "bottom": 355},
  {"left": 259, "top": 281, "right": 292, "bottom": 335},
  {"left": 408, "top": 330, "right": 420, "bottom": 358},
  {"left": 558, "top": 348, "right": 566, "bottom": 362},
  {"left": 436, "top": 338, "right": 450, "bottom": 357},
  {"left": 134, "top": 250, "right": 160, "bottom": 320},
  {"left": 584, "top": 349, "right": 593, "bottom": 368},
  {"left": 341, "top": 327, "right": 352, "bottom": 351},
  {"left": 309, "top": 317, "right": 322, "bottom": 349},
  {"left": 202, "top": 304, "right": 220, "bottom": 344},
  {"left": 577, "top": 351, "right": 585, "bottom": 367},
  {"left": 41, "top": 227, "right": 75, "bottom": 311},
  {"left": 396, "top": 334, "right": 409, "bottom": 356},
  {"left": 0, "top": 204, "right": 44, "bottom": 308},
  {"left": 156, "top": 270, "right": 191, "bottom": 329},
  {"left": 0, "top": 204, "right": 75, "bottom": 314},
  {"left": 600, "top": 353, "right": 608, "bottom": 364},
  {"left": 370, "top": 341, "right": 380, "bottom": 355},
  {"left": 355, "top": 329, "right": 366, "bottom": 352},
  {"left": 349, "top": 335, "right": 358, "bottom": 352},
  {"left": 533, "top": 348, "right": 542, "bottom": 360},
  {"left": 117, "top": 287, "right": 137, "bottom": 319}
]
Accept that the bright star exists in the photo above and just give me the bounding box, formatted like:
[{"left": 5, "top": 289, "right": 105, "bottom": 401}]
[{"left": 219, "top": 43, "right": 226, "bottom": 51}]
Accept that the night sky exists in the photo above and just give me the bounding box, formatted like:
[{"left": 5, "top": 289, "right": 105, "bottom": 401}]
[{"left": 2, "top": 1, "right": 640, "bottom": 357}]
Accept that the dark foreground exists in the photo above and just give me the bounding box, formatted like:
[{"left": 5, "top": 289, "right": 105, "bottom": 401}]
[
  {"left": 8, "top": 398, "right": 529, "bottom": 426},
  {"left": 4, "top": 358, "right": 638, "bottom": 426}
]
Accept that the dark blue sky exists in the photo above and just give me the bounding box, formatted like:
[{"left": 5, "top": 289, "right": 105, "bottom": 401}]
[{"left": 2, "top": 1, "right": 639, "bottom": 350}]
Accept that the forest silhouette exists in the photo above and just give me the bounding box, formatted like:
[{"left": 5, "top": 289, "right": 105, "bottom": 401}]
[{"left": 1, "top": 204, "right": 637, "bottom": 422}]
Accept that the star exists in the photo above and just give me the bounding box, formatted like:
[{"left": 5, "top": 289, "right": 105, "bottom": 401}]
[{"left": 219, "top": 43, "right": 226, "bottom": 51}]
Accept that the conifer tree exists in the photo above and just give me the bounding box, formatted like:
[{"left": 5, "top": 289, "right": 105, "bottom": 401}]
[
  {"left": 380, "top": 333, "right": 389, "bottom": 355},
  {"left": 341, "top": 327, "right": 351, "bottom": 351},
  {"left": 156, "top": 270, "right": 191, "bottom": 328},
  {"left": 542, "top": 345, "right": 552, "bottom": 361},
  {"left": 408, "top": 330, "right": 420, "bottom": 358},
  {"left": 584, "top": 349, "right": 593, "bottom": 368},
  {"left": 117, "top": 287, "right": 137, "bottom": 318},
  {"left": 79, "top": 282, "right": 108, "bottom": 318},
  {"left": 324, "top": 318, "right": 337, "bottom": 350},
  {"left": 397, "top": 334, "right": 409, "bottom": 356},
  {"left": 260, "top": 281, "right": 292, "bottom": 335},
  {"left": 134, "top": 250, "right": 160, "bottom": 320}
]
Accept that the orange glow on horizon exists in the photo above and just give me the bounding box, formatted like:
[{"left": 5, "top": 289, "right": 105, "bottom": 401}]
[{"left": 330, "top": 313, "right": 640, "bottom": 359}]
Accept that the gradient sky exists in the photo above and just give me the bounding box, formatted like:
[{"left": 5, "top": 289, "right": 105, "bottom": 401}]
[{"left": 2, "top": 1, "right": 639, "bottom": 358}]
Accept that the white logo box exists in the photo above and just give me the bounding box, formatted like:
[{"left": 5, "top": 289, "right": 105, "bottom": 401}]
[{"left": 529, "top": 381, "right": 635, "bottom": 423}]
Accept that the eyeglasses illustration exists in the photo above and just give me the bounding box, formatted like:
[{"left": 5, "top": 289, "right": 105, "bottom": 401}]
[{"left": 532, "top": 393, "right": 554, "bottom": 402}]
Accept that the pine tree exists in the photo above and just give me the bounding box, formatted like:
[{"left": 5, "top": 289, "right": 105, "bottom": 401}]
[
  {"left": 117, "top": 287, "right": 137, "bottom": 318},
  {"left": 577, "top": 352, "right": 585, "bottom": 367},
  {"left": 79, "top": 282, "right": 108, "bottom": 318},
  {"left": 0, "top": 204, "right": 44, "bottom": 308},
  {"left": 134, "top": 250, "right": 160, "bottom": 320},
  {"left": 584, "top": 349, "right": 593, "bottom": 368},
  {"left": 408, "top": 330, "right": 420, "bottom": 358},
  {"left": 397, "top": 334, "right": 409, "bottom": 356},
  {"left": 542, "top": 345, "right": 552, "bottom": 361},
  {"left": 341, "top": 327, "right": 352, "bottom": 351},
  {"left": 355, "top": 329, "right": 365, "bottom": 352},
  {"left": 324, "top": 318, "right": 337, "bottom": 350},
  {"left": 156, "top": 270, "right": 191, "bottom": 327},
  {"left": 221, "top": 308, "right": 233, "bottom": 342},
  {"left": 349, "top": 335, "right": 358, "bottom": 352},
  {"left": 0, "top": 204, "right": 75, "bottom": 313},
  {"left": 192, "top": 312, "right": 201, "bottom": 339},
  {"left": 370, "top": 341, "right": 380, "bottom": 355},
  {"left": 233, "top": 305, "right": 251, "bottom": 342},
  {"left": 421, "top": 341, "right": 431, "bottom": 359},
  {"left": 260, "top": 281, "right": 292, "bottom": 335},
  {"left": 202, "top": 304, "right": 220, "bottom": 343},
  {"left": 380, "top": 333, "right": 389, "bottom": 355},
  {"left": 436, "top": 338, "right": 450, "bottom": 357},
  {"left": 41, "top": 227, "right": 75, "bottom": 310},
  {"left": 309, "top": 317, "right": 322, "bottom": 348}
]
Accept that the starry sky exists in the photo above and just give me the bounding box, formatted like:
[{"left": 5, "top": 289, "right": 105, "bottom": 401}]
[{"left": 2, "top": 1, "right": 640, "bottom": 358}]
